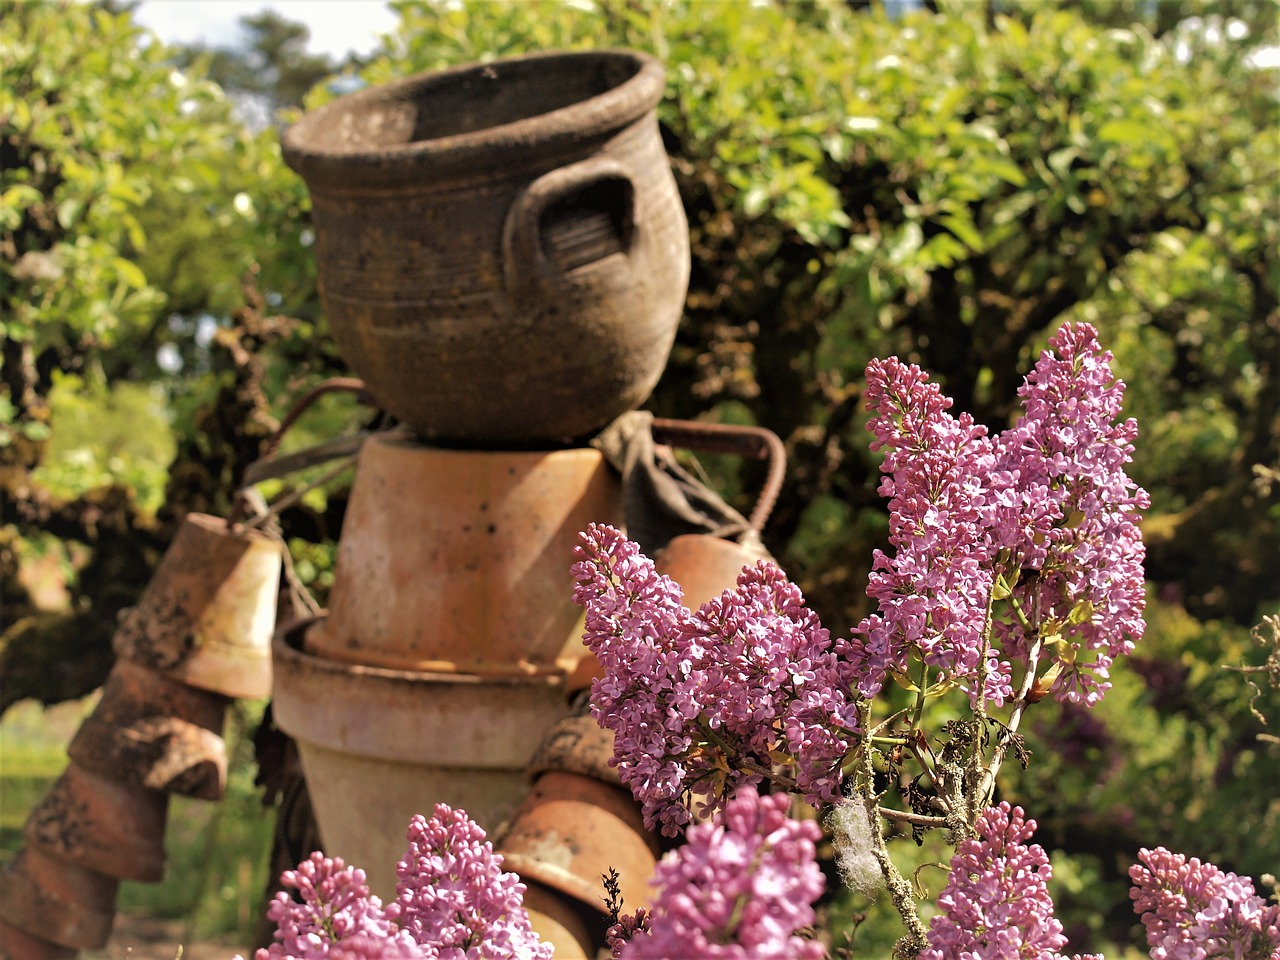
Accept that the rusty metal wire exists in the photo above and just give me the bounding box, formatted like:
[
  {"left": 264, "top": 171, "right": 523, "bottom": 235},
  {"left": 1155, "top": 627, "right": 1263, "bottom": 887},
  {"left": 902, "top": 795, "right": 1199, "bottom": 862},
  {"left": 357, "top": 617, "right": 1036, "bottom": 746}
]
[
  {"left": 258, "top": 377, "right": 370, "bottom": 463},
  {"left": 228, "top": 378, "right": 372, "bottom": 529},
  {"left": 650, "top": 418, "right": 787, "bottom": 535}
]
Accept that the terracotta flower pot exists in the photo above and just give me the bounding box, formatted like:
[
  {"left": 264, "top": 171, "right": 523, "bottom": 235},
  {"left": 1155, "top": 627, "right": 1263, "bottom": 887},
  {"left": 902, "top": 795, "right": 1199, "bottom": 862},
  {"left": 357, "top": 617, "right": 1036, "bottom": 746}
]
[
  {"left": 281, "top": 49, "right": 689, "bottom": 446},
  {"left": 307, "top": 433, "right": 623, "bottom": 675},
  {"left": 520, "top": 880, "right": 596, "bottom": 960},
  {"left": 113, "top": 512, "right": 281, "bottom": 699},
  {"left": 498, "top": 772, "right": 657, "bottom": 913},
  {"left": 272, "top": 618, "right": 573, "bottom": 899},
  {"left": 655, "top": 533, "right": 770, "bottom": 608},
  {"left": 0, "top": 918, "right": 78, "bottom": 960},
  {"left": 24, "top": 763, "right": 168, "bottom": 883},
  {"left": 68, "top": 660, "right": 227, "bottom": 800},
  {"left": 0, "top": 846, "right": 118, "bottom": 949}
]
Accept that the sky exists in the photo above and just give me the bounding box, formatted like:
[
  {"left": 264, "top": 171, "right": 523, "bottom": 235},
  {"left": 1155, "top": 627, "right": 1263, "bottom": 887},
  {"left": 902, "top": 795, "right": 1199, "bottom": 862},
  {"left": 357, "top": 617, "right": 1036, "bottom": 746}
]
[{"left": 132, "top": 0, "right": 400, "bottom": 59}]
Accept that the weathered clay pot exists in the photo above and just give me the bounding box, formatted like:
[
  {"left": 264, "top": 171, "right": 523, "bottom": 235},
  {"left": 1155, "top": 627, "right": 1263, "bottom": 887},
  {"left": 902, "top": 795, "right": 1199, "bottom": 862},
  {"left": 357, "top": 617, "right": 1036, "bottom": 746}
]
[
  {"left": 114, "top": 512, "right": 281, "bottom": 699},
  {"left": 0, "top": 846, "right": 118, "bottom": 949},
  {"left": 0, "top": 917, "right": 78, "bottom": 960},
  {"left": 68, "top": 660, "right": 228, "bottom": 800},
  {"left": 23, "top": 763, "right": 168, "bottom": 883},
  {"left": 521, "top": 880, "right": 596, "bottom": 960},
  {"left": 307, "top": 432, "right": 623, "bottom": 674},
  {"left": 496, "top": 714, "right": 656, "bottom": 959},
  {"left": 655, "top": 533, "right": 770, "bottom": 607},
  {"left": 498, "top": 772, "right": 656, "bottom": 914},
  {"left": 281, "top": 49, "right": 689, "bottom": 446},
  {"left": 272, "top": 618, "right": 573, "bottom": 899}
]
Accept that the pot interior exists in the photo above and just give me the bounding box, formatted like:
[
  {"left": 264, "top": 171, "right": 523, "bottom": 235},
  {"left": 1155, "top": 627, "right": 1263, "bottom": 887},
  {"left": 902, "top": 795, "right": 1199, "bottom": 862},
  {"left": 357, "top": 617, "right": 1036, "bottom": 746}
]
[{"left": 308, "top": 52, "right": 644, "bottom": 154}]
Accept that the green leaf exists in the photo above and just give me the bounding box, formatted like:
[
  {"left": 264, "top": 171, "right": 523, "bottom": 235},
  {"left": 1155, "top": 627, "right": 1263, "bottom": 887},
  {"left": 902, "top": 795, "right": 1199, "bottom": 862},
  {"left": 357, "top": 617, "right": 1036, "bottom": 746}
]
[
  {"left": 113, "top": 257, "right": 147, "bottom": 290},
  {"left": 1097, "top": 118, "right": 1152, "bottom": 146},
  {"left": 56, "top": 197, "right": 85, "bottom": 229},
  {"left": 937, "top": 212, "right": 985, "bottom": 252},
  {"left": 969, "top": 154, "right": 1028, "bottom": 188},
  {"left": 20, "top": 420, "right": 51, "bottom": 442}
]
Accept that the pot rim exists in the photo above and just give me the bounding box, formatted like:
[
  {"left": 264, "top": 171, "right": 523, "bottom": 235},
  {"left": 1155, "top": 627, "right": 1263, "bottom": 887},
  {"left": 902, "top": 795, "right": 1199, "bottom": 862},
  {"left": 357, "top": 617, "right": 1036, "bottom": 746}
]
[
  {"left": 272, "top": 617, "right": 571, "bottom": 766},
  {"left": 275, "top": 616, "right": 573, "bottom": 686},
  {"left": 281, "top": 48, "right": 665, "bottom": 188}
]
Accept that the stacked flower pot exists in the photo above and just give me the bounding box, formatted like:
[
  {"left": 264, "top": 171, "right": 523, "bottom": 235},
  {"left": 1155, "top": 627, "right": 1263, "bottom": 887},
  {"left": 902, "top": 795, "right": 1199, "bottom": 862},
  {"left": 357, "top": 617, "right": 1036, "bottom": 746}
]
[
  {"left": 0, "top": 515, "right": 280, "bottom": 960},
  {"left": 271, "top": 46, "right": 699, "bottom": 959},
  {"left": 270, "top": 433, "right": 628, "bottom": 901}
]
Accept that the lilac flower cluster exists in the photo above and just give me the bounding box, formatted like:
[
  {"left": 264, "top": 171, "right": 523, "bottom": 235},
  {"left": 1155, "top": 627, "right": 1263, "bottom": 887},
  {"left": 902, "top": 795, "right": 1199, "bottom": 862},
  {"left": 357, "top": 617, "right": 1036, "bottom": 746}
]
[
  {"left": 250, "top": 805, "right": 550, "bottom": 960},
  {"left": 994, "top": 322, "right": 1149, "bottom": 706},
  {"left": 254, "top": 853, "right": 416, "bottom": 960},
  {"left": 572, "top": 522, "right": 857, "bottom": 835},
  {"left": 922, "top": 802, "right": 1100, "bottom": 960},
  {"left": 392, "top": 806, "right": 552, "bottom": 960},
  {"left": 848, "top": 322, "right": 1148, "bottom": 708},
  {"left": 613, "top": 787, "right": 826, "bottom": 960},
  {"left": 846, "top": 354, "right": 1009, "bottom": 705},
  {"left": 1129, "top": 847, "right": 1280, "bottom": 960}
]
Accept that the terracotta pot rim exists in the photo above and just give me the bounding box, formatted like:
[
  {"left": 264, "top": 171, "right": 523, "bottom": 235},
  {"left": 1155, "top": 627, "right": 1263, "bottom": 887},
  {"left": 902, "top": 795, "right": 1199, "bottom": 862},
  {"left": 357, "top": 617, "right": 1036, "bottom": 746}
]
[
  {"left": 357, "top": 430, "right": 613, "bottom": 460},
  {"left": 178, "top": 510, "right": 277, "bottom": 544},
  {"left": 281, "top": 48, "right": 664, "bottom": 187},
  {"left": 276, "top": 617, "right": 572, "bottom": 686},
  {"left": 275, "top": 617, "right": 572, "bottom": 767}
]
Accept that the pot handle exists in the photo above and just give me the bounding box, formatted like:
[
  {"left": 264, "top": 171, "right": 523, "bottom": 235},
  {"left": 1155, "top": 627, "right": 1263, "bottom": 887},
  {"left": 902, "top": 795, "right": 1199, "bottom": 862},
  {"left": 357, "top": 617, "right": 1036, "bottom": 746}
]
[{"left": 502, "top": 156, "right": 637, "bottom": 297}]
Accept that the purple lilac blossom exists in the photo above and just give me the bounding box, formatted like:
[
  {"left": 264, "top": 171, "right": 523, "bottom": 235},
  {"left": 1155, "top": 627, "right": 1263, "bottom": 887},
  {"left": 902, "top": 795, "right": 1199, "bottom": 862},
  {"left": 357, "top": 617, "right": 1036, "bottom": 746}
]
[
  {"left": 845, "top": 354, "right": 1010, "bottom": 706},
  {"left": 849, "top": 322, "right": 1147, "bottom": 709},
  {"left": 616, "top": 787, "right": 825, "bottom": 960},
  {"left": 992, "top": 322, "right": 1148, "bottom": 707},
  {"left": 253, "top": 853, "right": 419, "bottom": 960},
  {"left": 573, "top": 523, "right": 857, "bottom": 835},
  {"left": 1129, "top": 847, "right": 1280, "bottom": 960},
  {"left": 605, "top": 909, "right": 651, "bottom": 958},
  {"left": 922, "top": 802, "right": 1100, "bottom": 960},
  {"left": 249, "top": 807, "right": 549, "bottom": 960},
  {"left": 393, "top": 805, "right": 552, "bottom": 960}
]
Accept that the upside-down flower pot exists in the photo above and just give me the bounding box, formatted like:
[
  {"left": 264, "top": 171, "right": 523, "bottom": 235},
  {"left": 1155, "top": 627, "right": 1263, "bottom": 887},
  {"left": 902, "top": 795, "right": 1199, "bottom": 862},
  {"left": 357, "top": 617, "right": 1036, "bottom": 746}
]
[
  {"left": 280, "top": 49, "right": 689, "bottom": 446},
  {"left": 306, "top": 433, "right": 623, "bottom": 676},
  {"left": 113, "top": 512, "right": 281, "bottom": 699},
  {"left": 67, "top": 660, "right": 228, "bottom": 800},
  {"left": 0, "top": 846, "right": 118, "bottom": 950},
  {"left": 498, "top": 772, "right": 656, "bottom": 921},
  {"left": 655, "top": 533, "right": 770, "bottom": 606},
  {"left": 23, "top": 763, "right": 167, "bottom": 883},
  {"left": 519, "top": 881, "right": 597, "bottom": 960},
  {"left": 272, "top": 619, "right": 573, "bottom": 899},
  {"left": 0, "top": 917, "right": 78, "bottom": 960}
]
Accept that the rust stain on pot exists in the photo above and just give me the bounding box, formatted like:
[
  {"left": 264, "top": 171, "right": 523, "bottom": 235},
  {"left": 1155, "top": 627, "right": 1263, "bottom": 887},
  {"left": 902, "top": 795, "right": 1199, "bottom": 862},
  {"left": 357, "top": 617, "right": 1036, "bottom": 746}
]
[{"left": 114, "top": 593, "right": 196, "bottom": 673}]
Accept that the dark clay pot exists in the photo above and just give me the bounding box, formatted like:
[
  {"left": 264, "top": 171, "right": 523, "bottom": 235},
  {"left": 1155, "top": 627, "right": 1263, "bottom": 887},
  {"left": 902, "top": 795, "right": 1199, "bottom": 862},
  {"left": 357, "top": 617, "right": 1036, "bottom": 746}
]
[{"left": 281, "top": 49, "right": 689, "bottom": 447}]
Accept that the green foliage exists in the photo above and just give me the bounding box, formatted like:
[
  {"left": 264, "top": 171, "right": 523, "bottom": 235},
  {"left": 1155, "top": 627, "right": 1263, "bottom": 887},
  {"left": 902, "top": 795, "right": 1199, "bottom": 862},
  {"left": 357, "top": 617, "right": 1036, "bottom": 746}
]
[
  {"left": 997, "top": 598, "right": 1280, "bottom": 953},
  {"left": 2, "top": 2, "right": 219, "bottom": 353},
  {"left": 32, "top": 374, "right": 176, "bottom": 514}
]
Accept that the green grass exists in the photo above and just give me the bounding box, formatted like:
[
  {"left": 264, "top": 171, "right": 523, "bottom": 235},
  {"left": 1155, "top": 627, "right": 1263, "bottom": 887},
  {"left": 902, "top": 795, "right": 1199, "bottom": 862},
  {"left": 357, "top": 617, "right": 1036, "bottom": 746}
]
[
  {"left": 0, "top": 696, "right": 87, "bottom": 868},
  {"left": 0, "top": 695, "right": 276, "bottom": 943}
]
